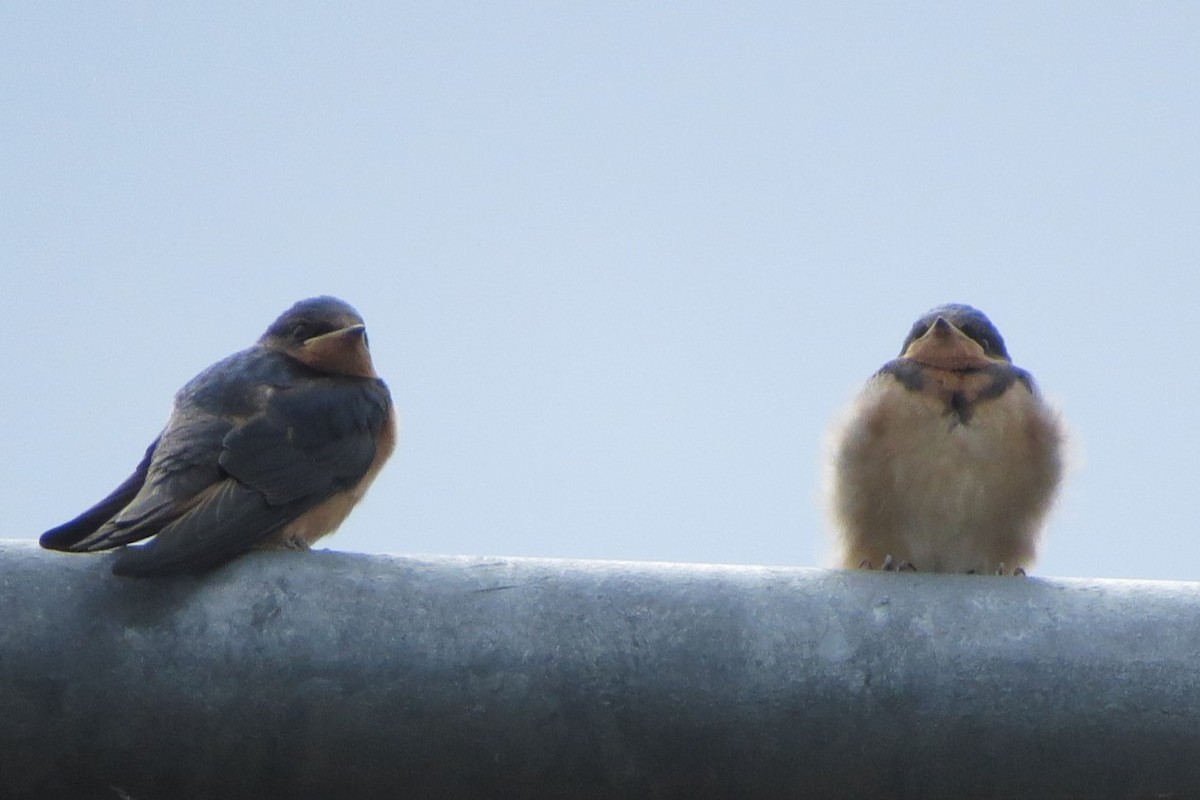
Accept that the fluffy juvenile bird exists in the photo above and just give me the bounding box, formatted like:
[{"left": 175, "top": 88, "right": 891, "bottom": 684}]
[
  {"left": 827, "top": 303, "right": 1063, "bottom": 574},
  {"left": 40, "top": 296, "right": 396, "bottom": 577}
]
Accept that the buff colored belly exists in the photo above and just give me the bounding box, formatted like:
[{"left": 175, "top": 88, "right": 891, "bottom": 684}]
[{"left": 830, "top": 376, "right": 1062, "bottom": 573}]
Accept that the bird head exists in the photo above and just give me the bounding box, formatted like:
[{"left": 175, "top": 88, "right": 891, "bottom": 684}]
[
  {"left": 261, "top": 296, "right": 379, "bottom": 379},
  {"left": 898, "top": 303, "right": 1010, "bottom": 371}
]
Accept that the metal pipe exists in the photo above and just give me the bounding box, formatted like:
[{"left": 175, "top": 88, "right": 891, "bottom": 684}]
[{"left": 1, "top": 539, "right": 1197, "bottom": 799}]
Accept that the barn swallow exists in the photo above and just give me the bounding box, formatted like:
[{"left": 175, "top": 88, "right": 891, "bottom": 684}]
[
  {"left": 40, "top": 296, "right": 396, "bottom": 577},
  {"left": 826, "top": 303, "right": 1064, "bottom": 574}
]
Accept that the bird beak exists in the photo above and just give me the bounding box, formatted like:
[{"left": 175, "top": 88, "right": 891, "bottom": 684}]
[
  {"left": 295, "top": 324, "right": 378, "bottom": 378},
  {"left": 902, "top": 317, "right": 991, "bottom": 370}
]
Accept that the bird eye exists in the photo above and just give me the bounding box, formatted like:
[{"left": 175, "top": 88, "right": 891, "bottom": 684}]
[
  {"left": 363, "top": 332, "right": 371, "bottom": 349},
  {"left": 291, "top": 323, "right": 311, "bottom": 341}
]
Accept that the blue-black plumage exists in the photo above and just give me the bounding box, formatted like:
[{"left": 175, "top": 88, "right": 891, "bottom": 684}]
[{"left": 40, "top": 296, "right": 397, "bottom": 577}]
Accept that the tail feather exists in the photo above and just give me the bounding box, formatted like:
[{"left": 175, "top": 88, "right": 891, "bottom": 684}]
[{"left": 39, "top": 440, "right": 158, "bottom": 551}]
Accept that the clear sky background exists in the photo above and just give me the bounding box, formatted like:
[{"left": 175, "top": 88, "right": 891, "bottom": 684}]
[{"left": 4, "top": 4, "right": 1198, "bottom": 580}]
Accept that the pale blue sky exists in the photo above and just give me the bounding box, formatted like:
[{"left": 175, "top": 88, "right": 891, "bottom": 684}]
[{"left": 4, "top": 4, "right": 1198, "bottom": 579}]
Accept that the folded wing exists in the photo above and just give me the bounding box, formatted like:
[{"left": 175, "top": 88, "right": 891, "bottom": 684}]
[{"left": 110, "top": 378, "right": 389, "bottom": 577}]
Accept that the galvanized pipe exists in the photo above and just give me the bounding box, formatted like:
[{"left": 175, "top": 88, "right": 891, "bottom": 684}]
[{"left": 1, "top": 539, "right": 1197, "bottom": 799}]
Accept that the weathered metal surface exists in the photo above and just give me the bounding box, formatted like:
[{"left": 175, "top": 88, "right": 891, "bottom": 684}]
[{"left": 1, "top": 540, "right": 1197, "bottom": 799}]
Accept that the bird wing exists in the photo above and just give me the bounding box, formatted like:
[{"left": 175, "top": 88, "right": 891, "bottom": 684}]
[{"left": 110, "top": 378, "right": 390, "bottom": 577}]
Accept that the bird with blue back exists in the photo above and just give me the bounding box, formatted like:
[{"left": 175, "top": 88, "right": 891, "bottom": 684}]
[{"left": 40, "top": 296, "right": 396, "bottom": 577}]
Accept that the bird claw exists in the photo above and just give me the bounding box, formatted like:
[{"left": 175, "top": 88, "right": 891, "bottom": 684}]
[
  {"left": 857, "top": 554, "right": 915, "bottom": 572},
  {"left": 967, "top": 564, "right": 1028, "bottom": 576}
]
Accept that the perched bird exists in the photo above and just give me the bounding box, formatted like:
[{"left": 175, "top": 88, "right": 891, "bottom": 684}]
[
  {"left": 826, "top": 303, "right": 1063, "bottom": 574},
  {"left": 40, "top": 296, "right": 396, "bottom": 577}
]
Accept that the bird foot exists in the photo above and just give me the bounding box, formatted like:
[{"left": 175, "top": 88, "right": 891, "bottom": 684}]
[
  {"left": 857, "top": 554, "right": 915, "bottom": 572},
  {"left": 966, "top": 564, "right": 1028, "bottom": 576}
]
